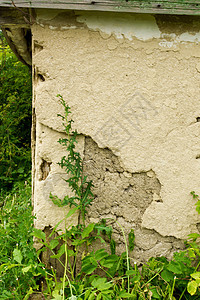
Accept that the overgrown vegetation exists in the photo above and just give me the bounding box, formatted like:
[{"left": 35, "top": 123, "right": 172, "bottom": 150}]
[
  {"left": 29, "top": 96, "right": 200, "bottom": 299},
  {"left": 0, "top": 30, "right": 32, "bottom": 191},
  {"left": 2, "top": 96, "right": 200, "bottom": 299}
]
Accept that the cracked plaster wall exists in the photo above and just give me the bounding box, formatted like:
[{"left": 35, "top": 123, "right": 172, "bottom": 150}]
[{"left": 32, "top": 10, "right": 200, "bottom": 258}]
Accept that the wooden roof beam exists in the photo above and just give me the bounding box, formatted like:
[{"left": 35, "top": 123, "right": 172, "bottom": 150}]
[{"left": 0, "top": 0, "right": 200, "bottom": 16}]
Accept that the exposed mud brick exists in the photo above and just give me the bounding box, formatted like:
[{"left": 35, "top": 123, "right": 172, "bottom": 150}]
[{"left": 83, "top": 137, "right": 184, "bottom": 261}]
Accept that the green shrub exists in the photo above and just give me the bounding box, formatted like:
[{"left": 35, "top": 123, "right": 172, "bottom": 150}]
[{"left": 0, "top": 32, "right": 32, "bottom": 191}]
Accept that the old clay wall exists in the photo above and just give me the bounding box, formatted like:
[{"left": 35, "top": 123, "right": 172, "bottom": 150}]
[{"left": 32, "top": 10, "right": 200, "bottom": 261}]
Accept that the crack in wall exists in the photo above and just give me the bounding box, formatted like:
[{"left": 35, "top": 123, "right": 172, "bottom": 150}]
[{"left": 31, "top": 107, "right": 36, "bottom": 206}]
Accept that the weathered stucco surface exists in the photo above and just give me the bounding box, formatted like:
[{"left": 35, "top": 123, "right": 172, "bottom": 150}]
[{"left": 32, "top": 10, "right": 200, "bottom": 258}]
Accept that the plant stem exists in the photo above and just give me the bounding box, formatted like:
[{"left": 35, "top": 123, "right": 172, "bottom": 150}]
[
  {"left": 170, "top": 276, "right": 176, "bottom": 300},
  {"left": 63, "top": 243, "right": 74, "bottom": 299},
  {"left": 116, "top": 221, "right": 130, "bottom": 293},
  {"left": 179, "top": 287, "right": 186, "bottom": 300}
]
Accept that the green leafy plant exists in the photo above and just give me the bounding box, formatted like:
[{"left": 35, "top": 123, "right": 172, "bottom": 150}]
[{"left": 50, "top": 94, "right": 94, "bottom": 225}]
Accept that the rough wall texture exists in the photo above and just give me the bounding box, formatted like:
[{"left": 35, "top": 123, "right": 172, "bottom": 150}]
[{"left": 32, "top": 9, "right": 200, "bottom": 259}]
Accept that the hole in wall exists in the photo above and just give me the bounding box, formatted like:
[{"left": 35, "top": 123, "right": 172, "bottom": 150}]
[
  {"left": 38, "top": 74, "right": 45, "bottom": 82},
  {"left": 196, "top": 117, "right": 200, "bottom": 122},
  {"left": 34, "top": 41, "right": 43, "bottom": 54},
  {"left": 33, "top": 68, "right": 37, "bottom": 81},
  {"left": 157, "top": 4, "right": 161, "bottom": 8},
  {"left": 124, "top": 185, "right": 133, "bottom": 193},
  {"left": 40, "top": 159, "right": 52, "bottom": 180},
  {"left": 196, "top": 155, "right": 200, "bottom": 159}
]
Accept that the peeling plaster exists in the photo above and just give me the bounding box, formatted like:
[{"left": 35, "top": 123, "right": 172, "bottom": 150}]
[
  {"left": 76, "top": 12, "right": 161, "bottom": 41},
  {"left": 83, "top": 137, "right": 185, "bottom": 261},
  {"left": 75, "top": 12, "right": 200, "bottom": 45},
  {"left": 35, "top": 10, "right": 200, "bottom": 47}
]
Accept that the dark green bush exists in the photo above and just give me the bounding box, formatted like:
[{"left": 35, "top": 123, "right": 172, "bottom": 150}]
[{"left": 0, "top": 32, "right": 32, "bottom": 191}]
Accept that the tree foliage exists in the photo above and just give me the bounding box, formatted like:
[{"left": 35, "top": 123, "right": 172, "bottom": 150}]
[{"left": 0, "top": 30, "right": 32, "bottom": 191}]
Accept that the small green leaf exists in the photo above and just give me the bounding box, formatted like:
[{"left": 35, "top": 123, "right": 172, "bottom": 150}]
[
  {"left": 100, "top": 255, "right": 119, "bottom": 268},
  {"left": 150, "top": 287, "right": 160, "bottom": 299},
  {"left": 187, "top": 281, "right": 198, "bottom": 296},
  {"left": 94, "top": 249, "right": 109, "bottom": 261},
  {"left": 50, "top": 194, "right": 64, "bottom": 207},
  {"left": 96, "top": 236, "right": 106, "bottom": 244},
  {"left": 82, "top": 223, "right": 95, "bottom": 239},
  {"left": 191, "top": 272, "right": 200, "bottom": 280},
  {"left": 51, "top": 289, "right": 63, "bottom": 300},
  {"left": 118, "top": 291, "right": 133, "bottom": 298},
  {"left": 51, "top": 244, "right": 65, "bottom": 259},
  {"left": 81, "top": 263, "right": 98, "bottom": 274},
  {"left": 130, "top": 273, "right": 141, "bottom": 283},
  {"left": 188, "top": 233, "right": 200, "bottom": 240},
  {"left": 66, "top": 206, "right": 79, "bottom": 219},
  {"left": 110, "top": 239, "right": 116, "bottom": 255},
  {"left": 126, "top": 270, "right": 136, "bottom": 276},
  {"left": 67, "top": 249, "right": 76, "bottom": 257},
  {"left": 167, "top": 261, "right": 182, "bottom": 274},
  {"left": 32, "top": 228, "right": 46, "bottom": 241},
  {"left": 49, "top": 239, "right": 59, "bottom": 250},
  {"left": 22, "top": 265, "right": 32, "bottom": 274},
  {"left": 13, "top": 248, "right": 23, "bottom": 264},
  {"left": 91, "top": 277, "right": 112, "bottom": 291},
  {"left": 161, "top": 269, "right": 174, "bottom": 282},
  {"left": 188, "top": 248, "right": 196, "bottom": 258}
]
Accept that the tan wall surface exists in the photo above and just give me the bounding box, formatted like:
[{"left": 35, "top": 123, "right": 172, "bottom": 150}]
[{"left": 32, "top": 10, "right": 200, "bottom": 259}]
